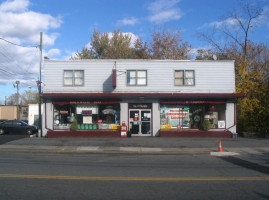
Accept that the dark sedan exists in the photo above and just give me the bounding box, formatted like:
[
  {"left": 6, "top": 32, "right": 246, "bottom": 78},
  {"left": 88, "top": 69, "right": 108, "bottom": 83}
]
[{"left": 0, "top": 120, "right": 38, "bottom": 135}]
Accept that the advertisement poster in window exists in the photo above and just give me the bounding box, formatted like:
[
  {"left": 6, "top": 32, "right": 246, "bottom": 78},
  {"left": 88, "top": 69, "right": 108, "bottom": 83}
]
[
  {"left": 218, "top": 121, "right": 225, "bottom": 128},
  {"left": 161, "top": 107, "right": 190, "bottom": 128},
  {"left": 83, "top": 116, "right": 92, "bottom": 124}
]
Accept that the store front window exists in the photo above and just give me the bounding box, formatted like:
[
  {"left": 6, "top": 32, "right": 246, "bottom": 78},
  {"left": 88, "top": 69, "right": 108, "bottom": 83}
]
[
  {"left": 54, "top": 104, "right": 76, "bottom": 130},
  {"left": 53, "top": 102, "right": 120, "bottom": 130},
  {"left": 160, "top": 103, "right": 226, "bottom": 130},
  {"left": 204, "top": 104, "right": 226, "bottom": 129}
]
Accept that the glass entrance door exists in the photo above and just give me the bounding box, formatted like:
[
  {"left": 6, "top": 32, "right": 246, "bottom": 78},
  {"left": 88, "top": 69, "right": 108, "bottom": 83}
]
[{"left": 129, "top": 109, "right": 151, "bottom": 136}]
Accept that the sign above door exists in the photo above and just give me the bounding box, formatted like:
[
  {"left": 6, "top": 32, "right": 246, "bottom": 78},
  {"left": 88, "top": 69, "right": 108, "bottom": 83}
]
[{"left": 129, "top": 103, "right": 152, "bottom": 109}]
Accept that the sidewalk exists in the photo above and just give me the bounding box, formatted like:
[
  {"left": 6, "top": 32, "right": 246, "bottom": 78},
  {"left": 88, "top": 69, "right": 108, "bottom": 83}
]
[{"left": 0, "top": 136, "right": 269, "bottom": 155}]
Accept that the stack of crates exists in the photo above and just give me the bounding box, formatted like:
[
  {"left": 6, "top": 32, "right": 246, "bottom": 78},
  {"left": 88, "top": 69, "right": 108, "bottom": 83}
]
[{"left": 78, "top": 124, "right": 97, "bottom": 130}]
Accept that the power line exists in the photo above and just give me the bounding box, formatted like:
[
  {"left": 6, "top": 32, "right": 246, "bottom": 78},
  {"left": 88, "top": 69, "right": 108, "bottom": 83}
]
[
  {"left": 0, "top": 38, "right": 40, "bottom": 79},
  {"left": 0, "top": 68, "right": 16, "bottom": 77},
  {"left": 0, "top": 37, "right": 39, "bottom": 48}
]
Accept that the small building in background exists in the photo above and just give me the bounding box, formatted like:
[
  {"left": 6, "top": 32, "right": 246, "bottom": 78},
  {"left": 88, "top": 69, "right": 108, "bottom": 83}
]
[
  {"left": 0, "top": 105, "right": 28, "bottom": 121},
  {"left": 28, "top": 104, "right": 43, "bottom": 126}
]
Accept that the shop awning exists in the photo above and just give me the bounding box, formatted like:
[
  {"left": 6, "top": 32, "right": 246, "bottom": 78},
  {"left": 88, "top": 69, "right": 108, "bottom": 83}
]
[
  {"left": 52, "top": 101, "right": 120, "bottom": 104},
  {"left": 160, "top": 100, "right": 227, "bottom": 104},
  {"left": 43, "top": 92, "right": 246, "bottom": 99}
]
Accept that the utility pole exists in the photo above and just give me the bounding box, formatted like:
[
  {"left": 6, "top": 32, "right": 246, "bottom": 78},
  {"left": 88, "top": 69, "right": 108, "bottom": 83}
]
[
  {"left": 13, "top": 81, "right": 20, "bottom": 120},
  {"left": 38, "top": 32, "right": 43, "bottom": 137},
  {"left": 13, "top": 81, "right": 20, "bottom": 106}
]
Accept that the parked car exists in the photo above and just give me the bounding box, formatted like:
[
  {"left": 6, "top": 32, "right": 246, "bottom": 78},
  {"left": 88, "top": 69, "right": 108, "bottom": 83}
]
[
  {"left": 21, "top": 120, "right": 29, "bottom": 124},
  {"left": 0, "top": 120, "right": 38, "bottom": 135},
  {"left": 0, "top": 119, "right": 7, "bottom": 123}
]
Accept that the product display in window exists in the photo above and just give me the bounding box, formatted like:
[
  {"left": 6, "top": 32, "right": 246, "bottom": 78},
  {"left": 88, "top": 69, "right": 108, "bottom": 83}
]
[
  {"left": 53, "top": 103, "right": 120, "bottom": 130},
  {"left": 160, "top": 104, "right": 226, "bottom": 130},
  {"left": 160, "top": 106, "right": 190, "bottom": 129}
]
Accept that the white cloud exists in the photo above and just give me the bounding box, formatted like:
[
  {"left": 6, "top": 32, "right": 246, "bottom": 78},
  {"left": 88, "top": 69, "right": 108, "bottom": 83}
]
[
  {"left": 200, "top": 5, "right": 269, "bottom": 31},
  {"left": 0, "top": 0, "right": 29, "bottom": 12},
  {"left": 46, "top": 48, "right": 61, "bottom": 58},
  {"left": 147, "top": 0, "right": 182, "bottom": 24},
  {"left": 0, "top": 0, "right": 62, "bottom": 86},
  {"left": 0, "top": 40, "right": 39, "bottom": 86},
  {"left": 148, "top": 0, "right": 180, "bottom": 12},
  {"left": 148, "top": 9, "right": 182, "bottom": 24},
  {"left": 117, "top": 17, "right": 138, "bottom": 26},
  {"left": 0, "top": 10, "right": 62, "bottom": 45},
  {"left": 209, "top": 18, "right": 239, "bottom": 29}
]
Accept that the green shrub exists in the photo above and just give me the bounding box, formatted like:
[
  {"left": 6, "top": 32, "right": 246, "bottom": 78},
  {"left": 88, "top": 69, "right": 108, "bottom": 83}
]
[
  {"left": 71, "top": 119, "right": 78, "bottom": 131},
  {"left": 201, "top": 119, "right": 211, "bottom": 131}
]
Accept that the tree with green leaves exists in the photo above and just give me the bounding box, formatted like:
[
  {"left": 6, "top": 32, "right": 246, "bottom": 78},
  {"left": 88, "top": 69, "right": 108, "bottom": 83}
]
[
  {"left": 133, "top": 38, "right": 151, "bottom": 59},
  {"left": 5, "top": 90, "right": 39, "bottom": 106},
  {"left": 151, "top": 29, "right": 192, "bottom": 60},
  {"left": 5, "top": 93, "right": 18, "bottom": 105},
  {"left": 197, "top": 2, "right": 269, "bottom": 134},
  {"left": 73, "top": 29, "right": 192, "bottom": 60},
  {"left": 72, "top": 47, "right": 94, "bottom": 59},
  {"left": 21, "top": 90, "right": 39, "bottom": 105},
  {"left": 74, "top": 29, "right": 135, "bottom": 59}
]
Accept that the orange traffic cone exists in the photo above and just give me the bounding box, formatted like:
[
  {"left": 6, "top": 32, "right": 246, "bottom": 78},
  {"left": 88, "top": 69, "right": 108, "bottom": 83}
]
[{"left": 218, "top": 140, "right": 223, "bottom": 152}]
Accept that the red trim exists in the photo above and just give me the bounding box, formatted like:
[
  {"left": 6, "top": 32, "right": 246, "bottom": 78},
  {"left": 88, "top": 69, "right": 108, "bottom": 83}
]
[
  {"left": 43, "top": 93, "right": 246, "bottom": 98},
  {"left": 160, "top": 129, "right": 232, "bottom": 138},
  {"left": 52, "top": 101, "right": 120, "bottom": 104},
  {"left": 47, "top": 130, "right": 121, "bottom": 138},
  {"left": 161, "top": 100, "right": 227, "bottom": 104}
]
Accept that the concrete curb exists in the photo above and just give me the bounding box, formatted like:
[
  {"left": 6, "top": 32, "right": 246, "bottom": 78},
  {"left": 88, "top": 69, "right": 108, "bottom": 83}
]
[
  {"left": 0, "top": 145, "right": 268, "bottom": 155},
  {"left": 0, "top": 145, "right": 213, "bottom": 155},
  {"left": 210, "top": 152, "right": 240, "bottom": 157}
]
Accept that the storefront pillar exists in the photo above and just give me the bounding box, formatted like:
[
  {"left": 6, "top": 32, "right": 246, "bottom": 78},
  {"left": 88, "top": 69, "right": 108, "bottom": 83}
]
[
  {"left": 120, "top": 102, "right": 128, "bottom": 127},
  {"left": 152, "top": 102, "right": 160, "bottom": 136},
  {"left": 226, "top": 102, "right": 236, "bottom": 132}
]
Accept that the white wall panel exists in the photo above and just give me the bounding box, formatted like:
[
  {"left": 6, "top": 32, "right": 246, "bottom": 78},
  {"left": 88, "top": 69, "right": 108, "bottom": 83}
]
[
  {"left": 43, "top": 60, "right": 235, "bottom": 94},
  {"left": 226, "top": 102, "right": 236, "bottom": 132}
]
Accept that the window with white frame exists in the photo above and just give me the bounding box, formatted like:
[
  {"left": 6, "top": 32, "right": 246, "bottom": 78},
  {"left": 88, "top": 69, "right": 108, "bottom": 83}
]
[
  {"left": 63, "top": 70, "right": 84, "bottom": 86},
  {"left": 175, "top": 70, "right": 195, "bottom": 86},
  {"left": 127, "top": 70, "right": 147, "bottom": 86}
]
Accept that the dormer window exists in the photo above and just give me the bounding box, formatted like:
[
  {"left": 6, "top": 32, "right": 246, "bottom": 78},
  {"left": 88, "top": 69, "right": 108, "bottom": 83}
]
[
  {"left": 175, "top": 70, "right": 195, "bottom": 86},
  {"left": 127, "top": 70, "right": 147, "bottom": 86},
  {"left": 63, "top": 70, "right": 84, "bottom": 86}
]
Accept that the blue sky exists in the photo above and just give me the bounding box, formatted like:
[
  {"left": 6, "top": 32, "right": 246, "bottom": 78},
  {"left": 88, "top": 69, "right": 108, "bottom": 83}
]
[{"left": 0, "top": 0, "right": 269, "bottom": 102}]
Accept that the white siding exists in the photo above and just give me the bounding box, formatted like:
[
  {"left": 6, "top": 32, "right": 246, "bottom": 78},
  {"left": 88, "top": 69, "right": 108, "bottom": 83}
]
[
  {"left": 42, "top": 102, "right": 53, "bottom": 136},
  {"left": 120, "top": 102, "right": 128, "bottom": 126},
  {"left": 28, "top": 104, "right": 44, "bottom": 125},
  {"left": 152, "top": 102, "right": 160, "bottom": 136},
  {"left": 226, "top": 102, "right": 236, "bottom": 132},
  {"left": 43, "top": 60, "right": 235, "bottom": 94}
]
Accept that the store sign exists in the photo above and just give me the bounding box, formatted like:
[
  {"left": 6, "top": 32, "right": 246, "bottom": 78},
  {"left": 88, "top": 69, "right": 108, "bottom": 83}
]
[
  {"left": 161, "top": 101, "right": 226, "bottom": 104},
  {"left": 53, "top": 101, "right": 120, "bottom": 105},
  {"left": 60, "top": 110, "right": 68, "bottom": 114},
  {"left": 76, "top": 105, "right": 98, "bottom": 114},
  {"left": 82, "top": 110, "right": 92, "bottom": 115},
  {"left": 129, "top": 103, "right": 152, "bottom": 109}
]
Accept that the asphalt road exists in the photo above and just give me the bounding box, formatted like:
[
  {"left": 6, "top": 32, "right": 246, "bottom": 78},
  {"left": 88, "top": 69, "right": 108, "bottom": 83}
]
[
  {"left": 0, "top": 134, "right": 28, "bottom": 145},
  {"left": 0, "top": 152, "right": 269, "bottom": 200}
]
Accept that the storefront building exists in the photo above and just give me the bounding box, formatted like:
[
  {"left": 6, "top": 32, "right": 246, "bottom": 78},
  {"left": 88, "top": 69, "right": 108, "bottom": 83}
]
[{"left": 42, "top": 60, "right": 245, "bottom": 137}]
